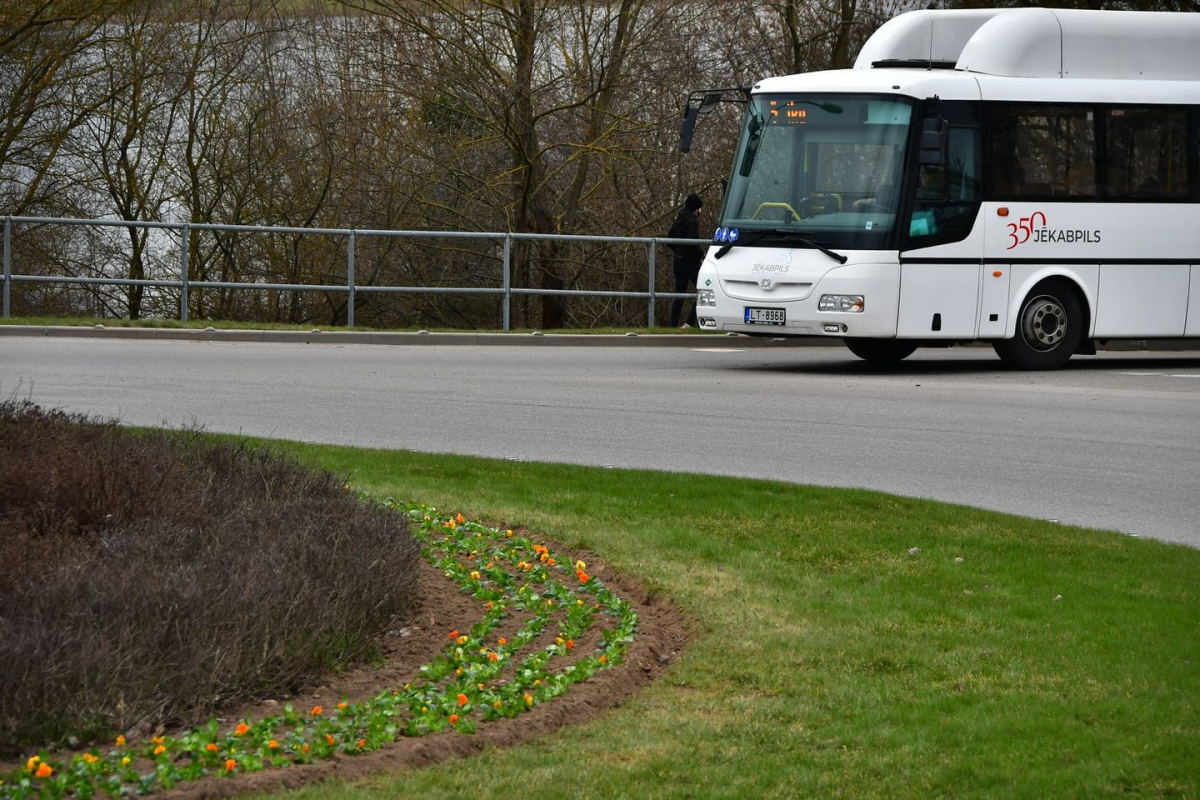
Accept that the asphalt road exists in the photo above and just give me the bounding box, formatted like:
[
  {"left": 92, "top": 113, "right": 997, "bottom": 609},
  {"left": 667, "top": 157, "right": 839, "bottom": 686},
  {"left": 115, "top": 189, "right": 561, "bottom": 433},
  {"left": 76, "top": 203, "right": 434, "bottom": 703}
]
[{"left": 3, "top": 334, "right": 1198, "bottom": 547}]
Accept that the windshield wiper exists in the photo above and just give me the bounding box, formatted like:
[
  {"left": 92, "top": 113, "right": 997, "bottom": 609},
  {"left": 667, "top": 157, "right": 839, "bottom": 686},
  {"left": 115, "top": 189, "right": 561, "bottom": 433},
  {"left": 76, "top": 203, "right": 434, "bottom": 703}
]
[{"left": 714, "top": 228, "right": 848, "bottom": 264}]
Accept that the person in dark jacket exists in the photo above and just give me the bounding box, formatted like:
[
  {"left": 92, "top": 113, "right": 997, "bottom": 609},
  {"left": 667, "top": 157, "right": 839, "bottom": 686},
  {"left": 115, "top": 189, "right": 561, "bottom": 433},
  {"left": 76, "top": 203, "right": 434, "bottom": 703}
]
[{"left": 669, "top": 193, "right": 705, "bottom": 328}]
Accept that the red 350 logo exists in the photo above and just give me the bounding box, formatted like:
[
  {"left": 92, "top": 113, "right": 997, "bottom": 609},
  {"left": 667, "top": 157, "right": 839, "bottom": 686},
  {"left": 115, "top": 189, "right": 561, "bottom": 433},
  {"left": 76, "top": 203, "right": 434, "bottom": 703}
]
[{"left": 1006, "top": 211, "right": 1047, "bottom": 250}]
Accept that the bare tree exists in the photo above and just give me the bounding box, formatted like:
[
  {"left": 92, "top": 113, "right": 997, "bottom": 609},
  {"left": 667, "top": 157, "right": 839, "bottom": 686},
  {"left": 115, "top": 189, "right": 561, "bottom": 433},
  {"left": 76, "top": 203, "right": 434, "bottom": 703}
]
[{"left": 0, "top": 0, "right": 134, "bottom": 215}]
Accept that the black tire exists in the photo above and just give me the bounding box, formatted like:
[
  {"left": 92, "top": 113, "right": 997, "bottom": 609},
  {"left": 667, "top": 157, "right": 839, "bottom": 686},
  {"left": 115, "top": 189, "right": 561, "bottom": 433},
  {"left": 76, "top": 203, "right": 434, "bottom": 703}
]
[
  {"left": 844, "top": 338, "right": 918, "bottom": 364},
  {"left": 993, "top": 279, "right": 1083, "bottom": 370}
]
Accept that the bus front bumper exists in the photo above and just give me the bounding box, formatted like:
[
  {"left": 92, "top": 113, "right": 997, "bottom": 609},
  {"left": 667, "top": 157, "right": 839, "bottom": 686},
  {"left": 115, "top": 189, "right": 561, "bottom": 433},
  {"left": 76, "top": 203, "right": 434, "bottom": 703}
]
[{"left": 695, "top": 260, "right": 901, "bottom": 338}]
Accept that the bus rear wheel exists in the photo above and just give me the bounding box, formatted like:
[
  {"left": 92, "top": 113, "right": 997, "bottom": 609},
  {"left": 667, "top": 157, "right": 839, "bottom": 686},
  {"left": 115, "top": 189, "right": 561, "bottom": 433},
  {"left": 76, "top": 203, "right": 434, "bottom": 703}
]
[
  {"left": 844, "top": 339, "right": 918, "bottom": 364},
  {"left": 993, "top": 280, "right": 1083, "bottom": 370}
]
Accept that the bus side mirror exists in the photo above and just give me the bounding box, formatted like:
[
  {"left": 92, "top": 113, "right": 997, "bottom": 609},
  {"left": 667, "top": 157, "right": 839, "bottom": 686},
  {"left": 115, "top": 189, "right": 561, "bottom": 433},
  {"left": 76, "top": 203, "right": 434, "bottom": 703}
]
[
  {"left": 679, "top": 106, "right": 699, "bottom": 153},
  {"left": 919, "top": 117, "right": 948, "bottom": 166},
  {"left": 697, "top": 92, "right": 722, "bottom": 114}
]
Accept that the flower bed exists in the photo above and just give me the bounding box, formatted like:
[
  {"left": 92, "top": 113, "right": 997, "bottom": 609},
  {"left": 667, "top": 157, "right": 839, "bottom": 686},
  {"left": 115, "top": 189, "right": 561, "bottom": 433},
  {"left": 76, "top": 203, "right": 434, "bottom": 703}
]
[{"left": 0, "top": 501, "right": 637, "bottom": 799}]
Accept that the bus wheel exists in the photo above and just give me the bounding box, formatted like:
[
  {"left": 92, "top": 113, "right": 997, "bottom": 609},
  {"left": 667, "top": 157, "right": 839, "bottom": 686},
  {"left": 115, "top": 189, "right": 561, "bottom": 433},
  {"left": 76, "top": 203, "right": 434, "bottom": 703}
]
[
  {"left": 844, "top": 339, "right": 918, "bottom": 364},
  {"left": 993, "top": 280, "right": 1083, "bottom": 370}
]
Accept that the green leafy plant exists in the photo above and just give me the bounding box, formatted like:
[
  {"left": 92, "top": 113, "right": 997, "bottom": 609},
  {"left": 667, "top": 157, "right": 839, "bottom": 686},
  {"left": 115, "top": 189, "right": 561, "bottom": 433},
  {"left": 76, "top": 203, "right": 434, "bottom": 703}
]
[{"left": 0, "top": 503, "right": 636, "bottom": 799}]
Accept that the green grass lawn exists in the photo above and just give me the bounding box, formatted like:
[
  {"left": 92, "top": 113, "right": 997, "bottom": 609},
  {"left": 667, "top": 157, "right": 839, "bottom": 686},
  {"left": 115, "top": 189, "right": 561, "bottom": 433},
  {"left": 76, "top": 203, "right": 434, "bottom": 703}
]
[{"left": 253, "top": 443, "right": 1196, "bottom": 799}]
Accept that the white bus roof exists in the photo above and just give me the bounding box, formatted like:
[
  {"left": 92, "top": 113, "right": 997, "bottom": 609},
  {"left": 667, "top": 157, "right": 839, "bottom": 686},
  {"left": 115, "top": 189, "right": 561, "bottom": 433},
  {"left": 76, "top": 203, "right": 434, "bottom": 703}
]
[
  {"left": 852, "top": 7, "right": 1200, "bottom": 81},
  {"left": 753, "top": 68, "right": 1200, "bottom": 106}
]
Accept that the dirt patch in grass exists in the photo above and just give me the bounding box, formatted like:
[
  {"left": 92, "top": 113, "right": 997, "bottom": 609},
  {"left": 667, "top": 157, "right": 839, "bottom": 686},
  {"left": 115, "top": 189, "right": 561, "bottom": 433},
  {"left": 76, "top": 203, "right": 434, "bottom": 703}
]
[{"left": 162, "top": 542, "right": 689, "bottom": 799}]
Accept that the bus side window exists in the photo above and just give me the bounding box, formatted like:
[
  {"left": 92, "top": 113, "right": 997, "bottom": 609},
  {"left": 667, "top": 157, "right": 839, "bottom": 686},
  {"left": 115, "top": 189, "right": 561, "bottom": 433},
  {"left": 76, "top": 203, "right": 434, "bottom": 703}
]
[
  {"left": 984, "top": 105, "right": 1096, "bottom": 200},
  {"left": 1105, "top": 107, "right": 1189, "bottom": 201},
  {"left": 907, "top": 127, "right": 980, "bottom": 245}
]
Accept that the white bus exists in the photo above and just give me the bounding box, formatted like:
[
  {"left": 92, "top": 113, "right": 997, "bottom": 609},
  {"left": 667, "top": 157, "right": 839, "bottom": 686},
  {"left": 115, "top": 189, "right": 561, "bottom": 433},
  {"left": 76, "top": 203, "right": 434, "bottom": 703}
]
[{"left": 683, "top": 7, "right": 1200, "bottom": 369}]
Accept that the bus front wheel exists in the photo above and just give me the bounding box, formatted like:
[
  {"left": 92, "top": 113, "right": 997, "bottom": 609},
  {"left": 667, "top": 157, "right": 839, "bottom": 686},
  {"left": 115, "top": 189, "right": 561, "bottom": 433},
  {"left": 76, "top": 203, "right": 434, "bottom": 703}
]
[
  {"left": 844, "top": 339, "right": 918, "bottom": 364},
  {"left": 993, "top": 280, "right": 1083, "bottom": 370}
]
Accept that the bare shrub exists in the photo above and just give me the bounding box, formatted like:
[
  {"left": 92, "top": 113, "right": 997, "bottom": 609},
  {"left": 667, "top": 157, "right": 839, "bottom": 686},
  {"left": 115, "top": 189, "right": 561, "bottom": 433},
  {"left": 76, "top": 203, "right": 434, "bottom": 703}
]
[{"left": 0, "top": 400, "right": 420, "bottom": 753}]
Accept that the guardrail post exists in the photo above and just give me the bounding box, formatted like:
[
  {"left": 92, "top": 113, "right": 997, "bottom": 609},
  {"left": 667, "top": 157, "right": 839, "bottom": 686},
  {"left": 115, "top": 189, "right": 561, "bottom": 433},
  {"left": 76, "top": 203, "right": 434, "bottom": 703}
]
[
  {"left": 502, "top": 233, "right": 511, "bottom": 331},
  {"left": 647, "top": 239, "right": 657, "bottom": 328},
  {"left": 179, "top": 223, "right": 190, "bottom": 322},
  {"left": 3, "top": 216, "right": 10, "bottom": 318},
  {"left": 347, "top": 230, "right": 356, "bottom": 328}
]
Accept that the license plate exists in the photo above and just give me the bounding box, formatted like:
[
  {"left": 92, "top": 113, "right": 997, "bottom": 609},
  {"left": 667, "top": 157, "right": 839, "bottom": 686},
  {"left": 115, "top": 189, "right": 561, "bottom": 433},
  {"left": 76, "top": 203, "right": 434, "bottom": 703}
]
[{"left": 744, "top": 307, "right": 785, "bottom": 325}]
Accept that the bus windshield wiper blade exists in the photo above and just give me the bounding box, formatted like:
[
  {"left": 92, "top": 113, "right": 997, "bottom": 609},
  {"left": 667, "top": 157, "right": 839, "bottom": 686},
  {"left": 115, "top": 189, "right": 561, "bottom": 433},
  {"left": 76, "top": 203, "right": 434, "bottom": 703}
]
[{"left": 714, "top": 228, "right": 848, "bottom": 264}]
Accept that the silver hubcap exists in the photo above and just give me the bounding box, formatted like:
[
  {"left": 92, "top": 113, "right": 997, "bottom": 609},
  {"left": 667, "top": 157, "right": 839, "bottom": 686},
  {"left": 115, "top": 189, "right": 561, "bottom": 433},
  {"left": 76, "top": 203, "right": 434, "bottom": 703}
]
[{"left": 1020, "top": 294, "right": 1067, "bottom": 351}]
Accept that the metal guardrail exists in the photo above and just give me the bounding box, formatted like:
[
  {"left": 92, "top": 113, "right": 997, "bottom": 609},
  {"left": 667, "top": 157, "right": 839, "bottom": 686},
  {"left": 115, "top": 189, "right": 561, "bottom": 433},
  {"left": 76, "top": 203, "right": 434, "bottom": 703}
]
[{"left": 1, "top": 216, "right": 709, "bottom": 330}]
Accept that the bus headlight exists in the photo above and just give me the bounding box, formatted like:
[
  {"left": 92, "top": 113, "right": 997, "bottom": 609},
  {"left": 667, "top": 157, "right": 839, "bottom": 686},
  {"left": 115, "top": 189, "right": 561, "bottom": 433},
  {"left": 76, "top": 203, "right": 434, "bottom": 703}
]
[
  {"left": 818, "top": 294, "right": 864, "bottom": 312},
  {"left": 697, "top": 288, "right": 716, "bottom": 307}
]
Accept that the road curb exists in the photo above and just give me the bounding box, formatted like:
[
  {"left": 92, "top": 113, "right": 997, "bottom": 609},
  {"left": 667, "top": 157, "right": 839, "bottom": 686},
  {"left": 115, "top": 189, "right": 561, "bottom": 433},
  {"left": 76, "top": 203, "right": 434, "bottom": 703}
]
[
  {"left": 1, "top": 325, "right": 1198, "bottom": 351},
  {"left": 0, "top": 325, "right": 838, "bottom": 348}
]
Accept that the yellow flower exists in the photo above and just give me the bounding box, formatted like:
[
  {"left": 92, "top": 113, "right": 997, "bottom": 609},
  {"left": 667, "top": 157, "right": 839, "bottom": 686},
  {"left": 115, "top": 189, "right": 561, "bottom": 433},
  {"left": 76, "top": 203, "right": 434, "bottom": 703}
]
[
  {"left": 121, "top": 756, "right": 131, "bottom": 767},
  {"left": 505, "top": 529, "right": 513, "bottom": 537},
  {"left": 26, "top": 756, "right": 39, "bottom": 772},
  {"left": 470, "top": 570, "right": 481, "bottom": 580},
  {"left": 115, "top": 735, "right": 126, "bottom": 747},
  {"left": 575, "top": 560, "right": 586, "bottom": 571},
  {"left": 524, "top": 693, "right": 533, "bottom": 706}
]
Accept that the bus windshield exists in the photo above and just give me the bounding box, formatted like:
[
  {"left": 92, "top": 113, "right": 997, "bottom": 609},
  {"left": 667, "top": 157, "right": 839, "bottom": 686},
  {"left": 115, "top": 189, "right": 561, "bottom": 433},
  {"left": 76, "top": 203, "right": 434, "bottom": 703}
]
[{"left": 720, "top": 95, "right": 914, "bottom": 250}]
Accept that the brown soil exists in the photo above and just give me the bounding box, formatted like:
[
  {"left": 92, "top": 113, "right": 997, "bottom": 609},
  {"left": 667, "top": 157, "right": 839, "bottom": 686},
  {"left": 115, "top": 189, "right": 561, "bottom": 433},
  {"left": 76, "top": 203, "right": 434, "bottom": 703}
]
[{"left": 163, "top": 538, "right": 690, "bottom": 799}]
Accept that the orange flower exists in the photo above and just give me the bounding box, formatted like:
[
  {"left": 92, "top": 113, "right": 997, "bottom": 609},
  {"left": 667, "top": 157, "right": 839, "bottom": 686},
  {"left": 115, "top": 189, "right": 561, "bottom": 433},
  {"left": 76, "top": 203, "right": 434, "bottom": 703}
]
[
  {"left": 325, "top": 734, "right": 335, "bottom": 746},
  {"left": 566, "top": 639, "right": 574, "bottom": 651},
  {"left": 115, "top": 735, "right": 127, "bottom": 747},
  {"left": 206, "top": 743, "right": 219, "bottom": 753},
  {"left": 577, "top": 570, "right": 590, "bottom": 583},
  {"left": 224, "top": 759, "right": 237, "bottom": 772},
  {"left": 448, "top": 714, "right": 459, "bottom": 725},
  {"left": 455, "top": 513, "right": 465, "bottom": 523},
  {"left": 151, "top": 736, "right": 164, "bottom": 746},
  {"left": 153, "top": 745, "right": 166, "bottom": 756},
  {"left": 337, "top": 702, "right": 348, "bottom": 710},
  {"left": 457, "top": 693, "right": 468, "bottom": 706},
  {"left": 35, "top": 763, "right": 52, "bottom": 779},
  {"left": 447, "top": 630, "right": 459, "bottom": 639},
  {"left": 456, "top": 635, "right": 469, "bottom": 645},
  {"left": 82, "top": 753, "right": 99, "bottom": 765},
  {"left": 600, "top": 655, "right": 607, "bottom": 665},
  {"left": 357, "top": 738, "right": 366, "bottom": 749},
  {"left": 524, "top": 693, "right": 533, "bottom": 706},
  {"left": 234, "top": 723, "right": 250, "bottom": 736},
  {"left": 311, "top": 705, "right": 323, "bottom": 716},
  {"left": 267, "top": 740, "right": 279, "bottom": 750},
  {"left": 498, "top": 637, "right": 507, "bottom": 646},
  {"left": 488, "top": 652, "right": 499, "bottom": 661},
  {"left": 302, "top": 744, "right": 310, "bottom": 754}
]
